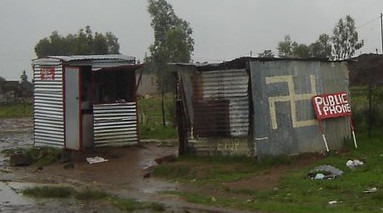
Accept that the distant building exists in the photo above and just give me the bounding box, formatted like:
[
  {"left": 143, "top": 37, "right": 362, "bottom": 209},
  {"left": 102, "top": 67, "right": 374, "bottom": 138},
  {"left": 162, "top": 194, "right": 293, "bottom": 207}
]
[
  {"left": 0, "top": 71, "right": 33, "bottom": 104},
  {"left": 0, "top": 81, "right": 25, "bottom": 103},
  {"left": 347, "top": 54, "right": 383, "bottom": 86}
]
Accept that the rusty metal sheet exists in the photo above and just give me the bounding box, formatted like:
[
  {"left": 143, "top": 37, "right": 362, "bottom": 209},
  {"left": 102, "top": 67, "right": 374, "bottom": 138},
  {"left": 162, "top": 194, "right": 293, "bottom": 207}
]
[
  {"left": 177, "top": 68, "right": 250, "bottom": 155},
  {"left": 250, "top": 60, "right": 351, "bottom": 156},
  {"left": 191, "top": 69, "right": 249, "bottom": 138}
]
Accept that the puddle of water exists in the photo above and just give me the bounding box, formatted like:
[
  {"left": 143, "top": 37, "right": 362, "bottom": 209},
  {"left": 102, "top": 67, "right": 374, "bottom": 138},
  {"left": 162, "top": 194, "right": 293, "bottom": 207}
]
[
  {"left": 0, "top": 182, "right": 34, "bottom": 206},
  {"left": 139, "top": 179, "right": 178, "bottom": 194},
  {"left": 0, "top": 132, "right": 33, "bottom": 150}
]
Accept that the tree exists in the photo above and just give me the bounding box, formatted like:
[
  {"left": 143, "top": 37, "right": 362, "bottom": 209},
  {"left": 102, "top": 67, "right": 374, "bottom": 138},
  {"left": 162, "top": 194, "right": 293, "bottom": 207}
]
[
  {"left": 20, "top": 70, "right": 27, "bottom": 83},
  {"left": 147, "top": 0, "right": 194, "bottom": 126},
  {"left": 293, "top": 44, "right": 310, "bottom": 58},
  {"left": 332, "top": 15, "right": 364, "bottom": 60},
  {"left": 277, "top": 35, "right": 298, "bottom": 57},
  {"left": 258, "top": 50, "right": 274, "bottom": 58},
  {"left": 277, "top": 34, "right": 333, "bottom": 58},
  {"left": 148, "top": 0, "right": 194, "bottom": 64},
  {"left": 34, "top": 26, "right": 120, "bottom": 57},
  {"left": 277, "top": 35, "right": 312, "bottom": 58},
  {"left": 147, "top": 0, "right": 194, "bottom": 91},
  {"left": 309, "top": 34, "right": 332, "bottom": 59}
]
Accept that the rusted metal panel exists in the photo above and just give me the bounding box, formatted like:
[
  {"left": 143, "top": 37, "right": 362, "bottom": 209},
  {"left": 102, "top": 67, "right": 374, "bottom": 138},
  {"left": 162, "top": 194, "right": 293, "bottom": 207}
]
[
  {"left": 191, "top": 69, "right": 249, "bottom": 137},
  {"left": 33, "top": 60, "right": 65, "bottom": 148},
  {"left": 250, "top": 60, "right": 351, "bottom": 156},
  {"left": 178, "top": 68, "right": 250, "bottom": 155},
  {"left": 93, "top": 102, "right": 138, "bottom": 147}
]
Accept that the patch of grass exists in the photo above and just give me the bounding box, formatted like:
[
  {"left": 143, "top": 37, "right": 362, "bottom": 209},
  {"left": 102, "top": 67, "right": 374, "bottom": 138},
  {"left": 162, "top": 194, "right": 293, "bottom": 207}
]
[
  {"left": 152, "top": 163, "right": 193, "bottom": 179},
  {"left": 139, "top": 124, "right": 176, "bottom": 140},
  {"left": 146, "top": 202, "right": 166, "bottom": 212},
  {"left": 74, "top": 188, "right": 108, "bottom": 200},
  {"left": 113, "top": 198, "right": 143, "bottom": 211},
  {"left": 23, "top": 186, "right": 165, "bottom": 212},
  {"left": 0, "top": 103, "right": 32, "bottom": 118},
  {"left": 256, "top": 154, "right": 293, "bottom": 169},
  {"left": 152, "top": 155, "right": 272, "bottom": 183},
  {"left": 4, "top": 147, "right": 62, "bottom": 167},
  {"left": 23, "top": 186, "right": 73, "bottom": 198},
  {"left": 153, "top": 132, "right": 383, "bottom": 212},
  {"left": 25, "top": 147, "right": 62, "bottom": 167},
  {"left": 113, "top": 198, "right": 165, "bottom": 212},
  {"left": 137, "top": 94, "right": 177, "bottom": 140}
]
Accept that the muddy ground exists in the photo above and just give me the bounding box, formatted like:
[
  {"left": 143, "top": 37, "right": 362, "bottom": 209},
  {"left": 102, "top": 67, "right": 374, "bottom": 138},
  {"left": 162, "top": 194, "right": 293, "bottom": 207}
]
[
  {"left": 1, "top": 118, "right": 260, "bottom": 213},
  {"left": 0, "top": 118, "right": 322, "bottom": 213}
]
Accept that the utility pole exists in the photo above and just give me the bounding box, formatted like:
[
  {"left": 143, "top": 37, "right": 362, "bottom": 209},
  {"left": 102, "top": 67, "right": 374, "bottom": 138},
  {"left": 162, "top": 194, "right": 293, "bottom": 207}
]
[{"left": 381, "top": 13, "right": 383, "bottom": 53}]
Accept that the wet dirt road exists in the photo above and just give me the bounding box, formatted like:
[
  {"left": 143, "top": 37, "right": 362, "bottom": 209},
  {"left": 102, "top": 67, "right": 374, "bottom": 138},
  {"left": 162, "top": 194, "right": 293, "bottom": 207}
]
[{"left": 0, "top": 118, "right": 248, "bottom": 213}]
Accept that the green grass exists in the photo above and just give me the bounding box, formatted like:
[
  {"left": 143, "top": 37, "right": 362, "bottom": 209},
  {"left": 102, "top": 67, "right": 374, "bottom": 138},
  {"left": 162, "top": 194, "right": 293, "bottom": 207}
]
[
  {"left": 153, "top": 154, "right": 293, "bottom": 183},
  {"left": 138, "top": 124, "right": 176, "bottom": 140},
  {"left": 24, "top": 186, "right": 165, "bottom": 212},
  {"left": 0, "top": 103, "right": 32, "bottom": 118},
  {"left": 152, "top": 132, "right": 383, "bottom": 213},
  {"left": 113, "top": 198, "right": 165, "bottom": 212},
  {"left": 23, "top": 186, "right": 73, "bottom": 198},
  {"left": 74, "top": 188, "right": 108, "bottom": 200},
  {"left": 2, "top": 147, "right": 62, "bottom": 167},
  {"left": 137, "top": 94, "right": 176, "bottom": 139}
]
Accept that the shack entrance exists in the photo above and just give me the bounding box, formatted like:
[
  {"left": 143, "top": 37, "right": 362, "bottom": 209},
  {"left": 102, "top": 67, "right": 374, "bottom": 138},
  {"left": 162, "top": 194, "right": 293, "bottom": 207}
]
[{"left": 32, "top": 55, "right": 142, "bottom": 150}]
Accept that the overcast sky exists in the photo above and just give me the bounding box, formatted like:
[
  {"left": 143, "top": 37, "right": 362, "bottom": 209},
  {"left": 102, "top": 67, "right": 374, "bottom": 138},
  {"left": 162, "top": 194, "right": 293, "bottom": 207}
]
[{"left": 1, "top": 0, "right": 382, "bottom": 80}]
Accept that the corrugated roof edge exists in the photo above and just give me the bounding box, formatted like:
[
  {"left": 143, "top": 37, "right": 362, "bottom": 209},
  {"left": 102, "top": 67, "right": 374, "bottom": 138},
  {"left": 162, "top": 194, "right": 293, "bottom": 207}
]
[
  {"left": 33, "top": 54, "right": 135, "bottom": 63},
  {"left": 95, "top": 63, "right": 144, "bottom": 72},
  {"left": 171, "top": 56, "right": 343, "bottom": 71}
]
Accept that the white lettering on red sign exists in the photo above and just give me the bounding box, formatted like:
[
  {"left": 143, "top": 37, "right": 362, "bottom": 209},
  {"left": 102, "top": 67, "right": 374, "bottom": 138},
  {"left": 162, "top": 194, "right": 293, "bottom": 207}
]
[
  {"left": 41, "top": 67, "right": 55, "bottom": 80},
  {"left": 312, "top": 92, "right": 351, "bottom": 120}
]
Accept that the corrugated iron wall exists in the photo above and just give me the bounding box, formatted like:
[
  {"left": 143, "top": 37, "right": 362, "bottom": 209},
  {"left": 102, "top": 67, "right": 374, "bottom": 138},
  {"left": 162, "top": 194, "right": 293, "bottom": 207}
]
[
  {"left": 93, "top": 102, "right": 138, "bottom": 147},
  {"left": 180, "top": 68, "right": 251, "bottom": 155},
  {"left": 198, "top": 69, "right": 249, "bottom": 137},
  {"left": 250, "top": 60, "right": 351, "bottom": 156},
  {"left": 33, "top": 60, "right": 65, "bottom": 148}
]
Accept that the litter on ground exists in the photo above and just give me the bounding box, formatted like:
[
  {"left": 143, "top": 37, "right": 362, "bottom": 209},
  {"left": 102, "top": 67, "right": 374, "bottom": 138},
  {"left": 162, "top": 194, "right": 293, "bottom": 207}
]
[
  {"left": 308, "top": 165, "right": 343, "bottom": 179},
  {"left": 328, "top": 200, "right": 342, "bottom": 205},
  {"left": 346, "top": 159, "right": 364, "bottom": 169},
  {"left": 364, "top": 187, "right": 377, "bottom": 193},
  {"left": 86, "top": 156, "right": 108, "bottom": 164}
]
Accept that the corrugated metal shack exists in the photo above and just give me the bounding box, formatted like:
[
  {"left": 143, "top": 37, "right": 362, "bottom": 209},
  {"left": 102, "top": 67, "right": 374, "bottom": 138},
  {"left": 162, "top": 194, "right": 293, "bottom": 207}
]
[
  {"left": 32, "top": 55, "right": 143, "bottom": 150},
  {"left": 174, "top": 57, "right": 351, "bottom": 157}
]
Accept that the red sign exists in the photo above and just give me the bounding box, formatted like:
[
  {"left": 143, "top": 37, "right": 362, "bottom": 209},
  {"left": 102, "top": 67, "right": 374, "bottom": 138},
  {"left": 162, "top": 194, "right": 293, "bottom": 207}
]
[
  {"left": 41, "top": 67, "right": 55, "bottom": 80},
  {"left": 312, "top": 92, "right": 351, "bottom": 120}
]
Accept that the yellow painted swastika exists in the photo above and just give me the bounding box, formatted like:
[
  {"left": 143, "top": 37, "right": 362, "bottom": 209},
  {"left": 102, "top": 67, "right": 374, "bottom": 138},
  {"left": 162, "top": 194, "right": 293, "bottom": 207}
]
[{"left": 266, "top": 75, "right": 317, "bottom": 130}]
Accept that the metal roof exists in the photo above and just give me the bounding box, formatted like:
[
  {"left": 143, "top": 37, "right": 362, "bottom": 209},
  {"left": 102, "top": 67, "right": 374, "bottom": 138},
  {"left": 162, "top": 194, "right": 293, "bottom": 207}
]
[
  {"left": 32, "top": 55, "right": 137, "bottom": 70},
  {"left": 32, "top": 54, "right": 135, "bottom": 65},
  {"left": 46, "top": 54, "right": 135, "bottom": 62},
  {"left": 172, "top": 57, "right": 338, "bottom": 71}
]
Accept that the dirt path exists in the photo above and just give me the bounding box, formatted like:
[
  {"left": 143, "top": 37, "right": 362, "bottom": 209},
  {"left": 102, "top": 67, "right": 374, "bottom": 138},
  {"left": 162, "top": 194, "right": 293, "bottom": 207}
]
[{"left": 0, "top": 118, "right": 255, "bottom": 213}]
